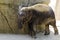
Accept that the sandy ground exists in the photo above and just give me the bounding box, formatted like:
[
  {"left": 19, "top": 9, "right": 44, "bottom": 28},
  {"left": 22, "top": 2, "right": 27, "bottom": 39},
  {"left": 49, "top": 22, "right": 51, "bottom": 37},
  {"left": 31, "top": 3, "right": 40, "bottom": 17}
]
[{"left": 0, "top": 21, "right": 60, "bottom": 40}]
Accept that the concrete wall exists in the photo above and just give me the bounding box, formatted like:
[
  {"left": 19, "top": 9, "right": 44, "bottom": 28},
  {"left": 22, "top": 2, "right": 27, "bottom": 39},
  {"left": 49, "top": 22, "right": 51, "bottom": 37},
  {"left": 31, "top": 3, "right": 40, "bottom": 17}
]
[{"left": 55, "top": 0, "right": 60, "bottom": 20}]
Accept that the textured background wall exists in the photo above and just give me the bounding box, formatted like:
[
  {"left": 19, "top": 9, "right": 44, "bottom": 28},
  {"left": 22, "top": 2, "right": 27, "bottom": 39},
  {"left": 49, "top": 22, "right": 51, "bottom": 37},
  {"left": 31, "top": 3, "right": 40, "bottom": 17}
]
[{"left": 0, "top": 0, "right": 50, "bottom": 34}]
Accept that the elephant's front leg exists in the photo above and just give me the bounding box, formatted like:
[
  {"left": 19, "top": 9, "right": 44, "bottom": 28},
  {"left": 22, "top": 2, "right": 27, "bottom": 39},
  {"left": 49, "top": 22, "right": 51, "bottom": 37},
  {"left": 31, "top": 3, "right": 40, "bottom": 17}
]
[{"left": 28, "top": 22, "right": 36, "bottom": 38}]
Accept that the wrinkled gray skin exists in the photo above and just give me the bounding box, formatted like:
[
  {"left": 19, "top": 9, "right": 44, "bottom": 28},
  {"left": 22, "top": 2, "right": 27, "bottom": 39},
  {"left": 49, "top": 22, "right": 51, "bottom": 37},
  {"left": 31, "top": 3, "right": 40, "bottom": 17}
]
[{"left": 18, "top": 5, "right": 58, "bottom": 38}]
